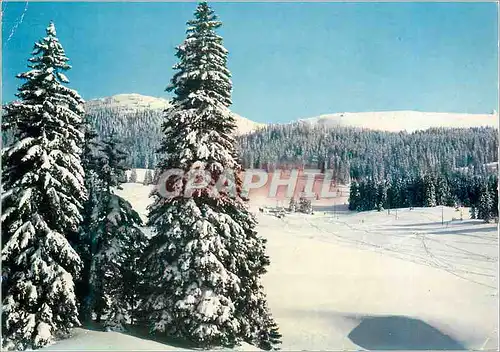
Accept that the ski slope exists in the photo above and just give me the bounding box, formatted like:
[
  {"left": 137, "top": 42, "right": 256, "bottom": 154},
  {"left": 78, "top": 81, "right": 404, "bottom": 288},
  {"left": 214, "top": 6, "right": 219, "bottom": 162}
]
[{"left": 44, "top": 184, "right": 498, "bottom": 351}]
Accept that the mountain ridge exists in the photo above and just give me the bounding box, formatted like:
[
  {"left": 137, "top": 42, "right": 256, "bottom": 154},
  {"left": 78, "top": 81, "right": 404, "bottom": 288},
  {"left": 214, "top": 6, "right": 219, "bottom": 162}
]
[
  {"left": 85, "top": 93, "right": 264, "bottom": 135},
  {"left": 298, "top": 110, "right": 498, "bottom": 132},
  {"left": 86, "top": 93, "right": 498, "bottom": 133}
]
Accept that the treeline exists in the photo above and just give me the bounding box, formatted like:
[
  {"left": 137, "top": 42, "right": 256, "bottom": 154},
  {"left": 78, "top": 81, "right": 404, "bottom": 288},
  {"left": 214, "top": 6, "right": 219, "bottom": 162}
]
[
  {"left": 348, "top": 172, "right": 499, "bottom": 222},
  {"left": 85, "top": 106, "right": 164, "bottom": 169},
  {"left": 239, "top": 123, "right": 498, "bottom": 182},
  {"left": 2, "top": 104, "right": 165, "bottom": 169},
  {"left": 62, "top": 108, "right": 500, "bottom": 184},
  {"left": 5, "top": 96, "right": 497, "bottom": 181}
]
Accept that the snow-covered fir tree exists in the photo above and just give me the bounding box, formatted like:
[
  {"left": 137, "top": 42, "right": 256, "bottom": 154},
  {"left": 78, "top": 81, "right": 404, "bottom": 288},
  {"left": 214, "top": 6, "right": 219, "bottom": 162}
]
[
  {"left": 423, "top": 174, "right": 437, "bottom": 207},
  {"left": 348, "top": 181, "right": 360, "bottom": 211},
  {"left": 143, "top": 169, "right": 153, "bottom": 185},
  {"left": 376, "top": 182, "right": 387, "bottom": 211},
  {"left": 100, "top": 196, "right": 147, "bottom": 331},
  {"left": 152, "top": 168, "right": 162, "bottom": 185},
  {"left": 139, "top": 2, "right": 280, "bottom": 349},
  {"left": 77, "top": 119, "right": 103, "bottom": 323},
  {"left": 435, "top": 175, "right": 451, "bottom": 206},
  {"left": 470, "top": 204, "right": 477, "bottom": 219},
  {"left": 89, "top": 137, "right": 148, "bottom": 331},
  {"left": 129, "top": 169, "right": 138, "bottom": 183},
  {"left": 486, "top": 175, "right": 499, "bottom": 222},
  {"left": 288, "top": 197, "right": 296, "bottom": 212},
  {"left": 1, "top": 22, "right": 85, "bottom": 350},
  {"left": 477, "top": 184, "right": 493, "bottom": 223},
  {"left": 298, "top": 197, "right": 313, "bottom": 214}
]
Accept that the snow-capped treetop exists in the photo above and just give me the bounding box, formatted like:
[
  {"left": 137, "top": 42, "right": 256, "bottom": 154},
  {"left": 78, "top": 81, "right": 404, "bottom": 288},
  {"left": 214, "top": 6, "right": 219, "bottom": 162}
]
[
  {"left": 12, "top": 21, "right": 83, "bottom": 115},
  {"left": 46, "top": 21, "right": 57, "bottom": 36},
  {"left": 168, "top": 1, "right": 232, "bottom": 108},
  {"left": 158, "top": 1, "right": 240, "bottom": 176},
  {"left": 2, "top": 20, "right": 86, "bottom": 237},
  {"left": 2, "top": 21, "right": 85, "bottom": 350}
]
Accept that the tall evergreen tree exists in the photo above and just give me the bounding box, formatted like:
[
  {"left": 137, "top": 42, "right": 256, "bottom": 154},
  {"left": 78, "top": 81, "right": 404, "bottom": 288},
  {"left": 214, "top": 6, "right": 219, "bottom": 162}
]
[
  {"left": 376, "top": 182, "right": 387, "bottom": 211},
  {"left": 470, "top": 204, "right": 477, "bottom": 219},
  {"left": 139, "top": 2, "right": 280, "bottom": 349},
  {"left": 477, "top": 184, "right": 493, "bottom": 223},
  {"left": 77, "top": 119, "right": 103, "bottom": 323},
  {"left": 1, "top": 22, "right": 85, "bottom": 350},
  {"left": 348, "top": 181, "right": 359, "bottom": 211},
  {"left": 88, "top": 137, "right": 147, "bottom": 330},
  {"left": 129, "top": 168, "right": 138, "bottom": 183},
  {"left": 152, "top": 168, "right": 162, "bottom": 185},
  {"left": 423, "top": 174, "right": 437, "bottom": 207},
  {"left": 143, "top": 169, "right": 153, "bottom": 185},
  {"left": 488, "top": 175, "right": 499, "bottom": 221}
]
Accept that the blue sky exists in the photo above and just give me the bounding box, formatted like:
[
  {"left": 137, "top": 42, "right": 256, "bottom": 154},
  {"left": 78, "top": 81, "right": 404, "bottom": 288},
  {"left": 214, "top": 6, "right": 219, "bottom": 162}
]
[{"left": 2, "top": 2, "right": 498, "bottom": 123}]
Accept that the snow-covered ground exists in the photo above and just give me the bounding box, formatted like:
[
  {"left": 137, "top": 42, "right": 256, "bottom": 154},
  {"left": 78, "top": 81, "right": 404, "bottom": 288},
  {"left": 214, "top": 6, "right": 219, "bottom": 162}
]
[
  {"left": 116, "top": 182, "right": 154, "bottom": 222},
  {"left": 45, "top": 184, "right": 498, "bottom": 351},
  {"left": 257, "top": 204, "right": 498, "bottom": 350},
  {"left": 41, "top": 328, "right": 261, "bottom": 351}
]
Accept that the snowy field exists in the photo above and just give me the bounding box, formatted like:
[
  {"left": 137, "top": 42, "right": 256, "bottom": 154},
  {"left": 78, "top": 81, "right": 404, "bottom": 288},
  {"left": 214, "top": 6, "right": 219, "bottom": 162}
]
[
  {"left": 45, "top": 184, "right": 498, "bottom": 351},
  {"left": 257, "top": 205, "right": 498, "bottom": 351}
]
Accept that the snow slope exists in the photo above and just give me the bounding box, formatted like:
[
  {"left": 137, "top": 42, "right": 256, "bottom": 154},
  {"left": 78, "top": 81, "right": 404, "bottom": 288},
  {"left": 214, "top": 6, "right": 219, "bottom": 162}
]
[
  {"left": 86, "top": 94, "right": 498, "bottom": 136},
  {"left": 85, "top": 93, "right": 171, "bottom": 113},
  {"left": 45, "top": 184, "right": 497, "bottom": 351},
  {"left": 299, "top": 110, "right": 499, "bottom": 132},
  {"left": 41, "top": 328, "right": 260, "bottom": 351},
  {"left": 258, "top": 206, "right": 498, "bottom": 350},
  {"left": 85, "top": 93, "right": 264, "bottom": 135}
]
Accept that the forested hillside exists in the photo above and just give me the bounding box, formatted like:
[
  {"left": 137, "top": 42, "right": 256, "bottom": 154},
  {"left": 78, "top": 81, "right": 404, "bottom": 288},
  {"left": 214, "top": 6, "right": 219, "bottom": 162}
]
[
  {"left": 238, "top": 124, "right": 498, "bottom": 182},
  {"left": 83, "top": 106, "right": 498, "bottom": 182},
  {"left": 5, "top": 106, "right": 496, "bottom": 182},
  {"left": 83, "top": 94, "right": 264, "bottom": 168},
  {"left": 85, "top": 105, "right": 163, "bottom": 168},
  {"left": 3, "top": 96, "right": 498, "bottom": 181}
]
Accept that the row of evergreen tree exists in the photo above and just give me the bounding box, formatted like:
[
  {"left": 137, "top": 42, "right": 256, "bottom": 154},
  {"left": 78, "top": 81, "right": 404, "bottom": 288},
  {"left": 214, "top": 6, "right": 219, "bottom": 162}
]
[
  {"left": 5, "top": 68, "right": 497, "bottom": 183},
  {"left": 2, "top": 3, "right": 281, "bottom": 351},
  {"left": 127, "top": 168, "right": 157, "bottom": 185},
  {"left": 84, "top": 106, "right": 163, "bottom": 169},
  {"left": 73, "top": 109, "right": 499, "bottom": 182},
  {"left": 239, "top": 124, "right": 498, "bottom": 182},
  {"left": 348, "top": 172, "right": 499, "bottom": 222}
]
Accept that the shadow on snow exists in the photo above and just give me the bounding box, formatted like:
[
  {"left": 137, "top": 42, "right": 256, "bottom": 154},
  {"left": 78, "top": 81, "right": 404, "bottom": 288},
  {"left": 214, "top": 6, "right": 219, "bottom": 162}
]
[{"left": 347, "top": 315, "right": 466, "bottom": 350}]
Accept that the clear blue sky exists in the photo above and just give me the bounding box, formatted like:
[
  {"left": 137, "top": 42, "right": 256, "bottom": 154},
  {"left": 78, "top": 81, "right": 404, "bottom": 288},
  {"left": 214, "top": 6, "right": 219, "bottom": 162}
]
[{"left": 2, "top": 2, "right": 498, "bottom": 123}]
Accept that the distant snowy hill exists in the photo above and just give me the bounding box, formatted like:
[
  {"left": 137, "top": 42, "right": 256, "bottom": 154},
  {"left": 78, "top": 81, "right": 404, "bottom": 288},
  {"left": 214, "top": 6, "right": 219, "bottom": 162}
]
[
  {"left": 81, "top": 93, "right": 498, "bottom": 171},
  {"left": 85, "top": 94, "right": 498, "bottom": 134},
  {"left": 85, "top": 93, "right": 171, "bottom": 113},
  {"left": 85, "top": 93, "right": 264, "bottom": 135},
  {"left": 298, "top": 111, "right": 499, "bottom": 132}
]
